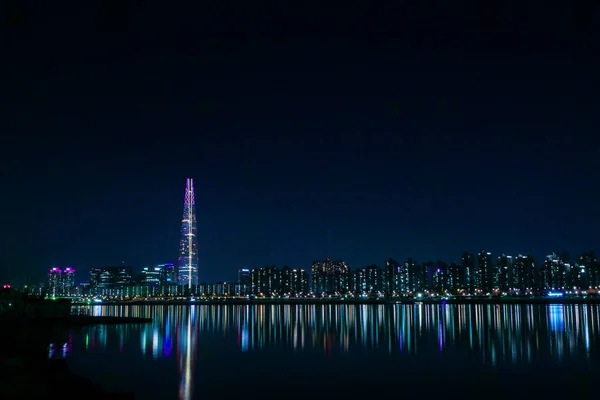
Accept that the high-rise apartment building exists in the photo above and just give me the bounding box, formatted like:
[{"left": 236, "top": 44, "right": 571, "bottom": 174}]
[
  {"left": 238, "top": 268, "right": 251, "bottom": 285},
  {"left": 250, "top": 266, "right": 281, "bottom": 295},
  {"left": 478, "top": 251, "right": 493, "bottom": 293},
  {"left": 461, "top": 252, "right": 476, "bottom": 293},
  {"left": 365, "top": 264, "right": 383, "bottom": 293},
  {"left": 406, "top": 258, "right": 425, "bottom": 293},
  {"left": 47, "top": 267, "right": 62, "bottom": 297},
  {"left": 497, "top": 254, "right": 513, "bottom": 291},
  {"left": 543, "top": 253, "right": 568, "bottom": 290},
  {"left": 576, "top": 252, "right": 597, "bottom": 288},
  {"left": 291, "top": 268, "right": 309, "bottom": 294},
  {"left": 62, "top": 267, "right": 76, "bottom": 296},
  {"left": 515, "top": 254, "right": 535, "bottom": 292},
  {"left": 446, "top": 263, "right": 464, "bottom": 292},
  {"left": 430, "top": 263, "right": 447, "bottom": 293},
  {"left": 311, "top": 259, "right": 349, "bottom": 295},
  {"left": 386, "top": 258, "right": 409, "bottom": 294},
  {"left": 350, "top": 268, "right": 367, "bottom": 294}
]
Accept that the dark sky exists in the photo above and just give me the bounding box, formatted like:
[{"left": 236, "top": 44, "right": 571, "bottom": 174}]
[{"left": 2, "top": 1, "right": 599, "bottom": 284}]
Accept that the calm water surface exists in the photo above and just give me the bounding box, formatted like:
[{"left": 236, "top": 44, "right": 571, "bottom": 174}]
[{"left": 59, "top": 304, "right": 600, "bottom": 399}]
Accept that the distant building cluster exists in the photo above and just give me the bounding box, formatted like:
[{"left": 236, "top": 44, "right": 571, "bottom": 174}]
[
  {"left": 57, "top": 265, "right": 310, "bottom": 298},
  {"left": 37, "top": 250, "right": 600, "bottom": 300},
  {"left": 306, "top": 251, "right": 600, "bottom": 297},
  {"left": 249, "top": 266, "right": 309, "bottom": 296}
]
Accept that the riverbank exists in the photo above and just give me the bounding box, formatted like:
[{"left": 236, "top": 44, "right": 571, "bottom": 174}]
[
  {"left": 0, "top": 315, "right": 149, "bottom": 399},
  {"left": 81, "top": 297, "right": 600, "bottom": 306},
  {"left": 1, "top": 357, "right": 135, "bottom": 399}
]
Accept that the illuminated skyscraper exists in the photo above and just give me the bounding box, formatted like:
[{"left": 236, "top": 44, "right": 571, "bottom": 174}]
[
  {"left": 47, "top": 267, "right": 62, "bottom": 297},
  {"left": 46, "top": 266, "right": 76, "bottom": 297},
  {"left": 63, "top": 267, "right": 76, "bottom": 296},
  {"left": 477, "top": 250, "right": 493, "bottom": 293},
  {"left": 461, "top": 252, "right": 476, "bottom": 293},
  {"left": 515, "top": 254, "right": 535, "bottom": 292},
  {"left": 141, "top": 266, "right": 162, "bottom": 285},
  {"left": 178, "top": 178, "right": 198, "bottom": 288},
  {"left": 90, "top": 266, "right": 133, "bottom": 295},
  {"left": 158, "top": 263, "right": 177, "bottom": 284}
]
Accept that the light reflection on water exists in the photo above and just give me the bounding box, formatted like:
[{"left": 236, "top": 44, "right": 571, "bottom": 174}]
[
  {"left": 48, "top": 333, "right": 72, "bottom": 360},
  {"left": 73, "top": 304, "right": 600, "bottom": 399}
]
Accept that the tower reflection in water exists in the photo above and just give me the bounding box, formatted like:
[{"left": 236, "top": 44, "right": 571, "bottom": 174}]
[
  {"left": 177, "top": 306, "right": 198, "bottom": 400},
  {"left": 78, "top": 304, "right": 600, "bottom": 396}
]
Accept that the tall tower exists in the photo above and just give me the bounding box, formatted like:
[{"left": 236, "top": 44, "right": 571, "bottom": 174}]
[{"left": 178, "top": 178, "right": 198, "bottom": 288}]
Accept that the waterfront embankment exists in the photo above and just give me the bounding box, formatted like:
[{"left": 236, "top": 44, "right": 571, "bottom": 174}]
[{"left": 80, "top": 296, "right": 600, "bottom": 306}]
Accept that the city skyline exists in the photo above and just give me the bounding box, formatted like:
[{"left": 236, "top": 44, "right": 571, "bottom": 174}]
[
  {"left": 37, "top": 251, "right": 600, "bottom": 301},
  {"left": 37, "top": 249, "right": 599, "bottom": 293},
  {"left": 15, "top": 249, "right": 600, "bottom": 284}
]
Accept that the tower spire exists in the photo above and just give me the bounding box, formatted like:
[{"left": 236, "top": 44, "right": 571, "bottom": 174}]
[{"left": 178, "top": 178, "right": 198, "bottom": 288}]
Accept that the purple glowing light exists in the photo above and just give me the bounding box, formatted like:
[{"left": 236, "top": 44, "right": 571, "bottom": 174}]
[
  {"left": 49, "top": 267, "right": 62, "bottom": 273},
  {"left": 184, "top": 178, "right": 195, "bottom": 206},
  {"left": 64, "top": 267, "right": 75, "bottom": 272}
]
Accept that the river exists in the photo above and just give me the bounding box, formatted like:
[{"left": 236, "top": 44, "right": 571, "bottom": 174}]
[{"left": 57, "top": 303, "right": 600, "bottom": 399}]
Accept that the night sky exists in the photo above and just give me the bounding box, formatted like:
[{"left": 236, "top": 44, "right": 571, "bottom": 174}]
[{"left": 2, "top": 2, "right": 599, "bottom": 285}]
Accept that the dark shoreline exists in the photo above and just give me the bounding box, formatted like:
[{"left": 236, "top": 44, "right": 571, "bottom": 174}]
[
  {"left": 1, "top": 315, "right": 148, "bottom": 399},
  {"left": 79, "top": 297, "right": 600, "bottom": 306}
]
